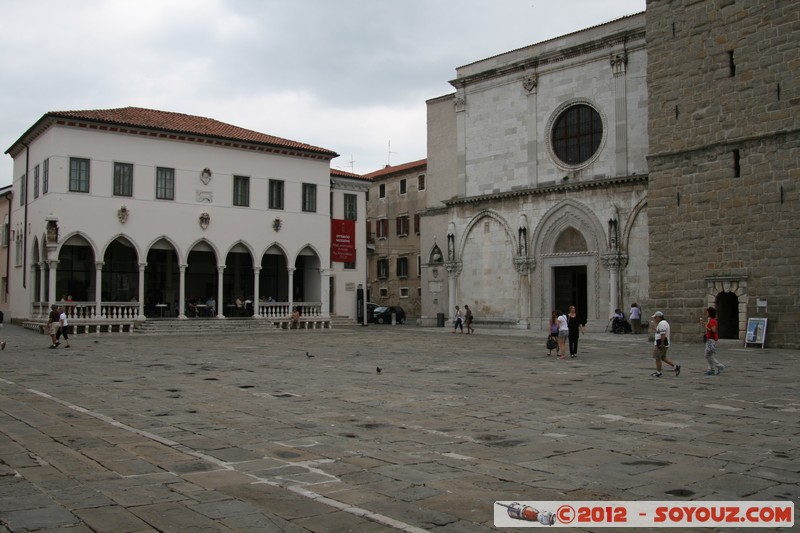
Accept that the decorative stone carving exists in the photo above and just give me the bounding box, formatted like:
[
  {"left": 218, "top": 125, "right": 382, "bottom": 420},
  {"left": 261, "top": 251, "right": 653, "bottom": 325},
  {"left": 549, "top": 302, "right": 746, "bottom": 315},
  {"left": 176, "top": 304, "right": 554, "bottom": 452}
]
[
  {"left": 200, "top": 167, "right": 212, "bottom": 185},
  {"left": 523, "top": 74, "right": 538, "bottom": 92},
  {"left": 46, "top": 218, "right": 58, "bottom": 243},
  {"left": 453, "top": 95, "right": 466, "bottom": 112},
  {"left": 272, "top": 218, "right": 282, "bottom": 232},
  {"left": 610, "top": 51, "right": 628, "bottom": 74},
  {"left": 196, "top": 190, "right": 213, "bottom": 203},
  {"left": 601, "top": 252, "right": 628, "bottom": 270},
  {"left": 199, "top": 212, "right": 210, "bottom": 230},
  {"left": 117, "top": 205, "right": 129, "bottom": 223}
]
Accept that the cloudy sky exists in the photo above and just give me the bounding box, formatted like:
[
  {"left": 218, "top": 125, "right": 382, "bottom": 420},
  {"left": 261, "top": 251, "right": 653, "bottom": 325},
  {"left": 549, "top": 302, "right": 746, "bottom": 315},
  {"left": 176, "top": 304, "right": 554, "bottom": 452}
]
[{"left": 0, "top": 0, "right": 644, "bottom": 185}]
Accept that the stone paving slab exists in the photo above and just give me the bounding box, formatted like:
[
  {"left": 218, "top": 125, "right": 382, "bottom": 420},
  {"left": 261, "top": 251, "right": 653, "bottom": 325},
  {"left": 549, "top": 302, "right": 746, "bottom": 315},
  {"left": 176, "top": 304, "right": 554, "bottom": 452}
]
[{"left": 0, "top": 324, "right": 798, "bottom": 531}]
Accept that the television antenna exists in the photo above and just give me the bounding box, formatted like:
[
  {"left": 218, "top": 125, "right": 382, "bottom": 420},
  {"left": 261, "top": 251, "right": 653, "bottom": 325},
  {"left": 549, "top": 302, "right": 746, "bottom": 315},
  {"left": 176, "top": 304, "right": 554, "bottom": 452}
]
[{"left": 387, "top": 140, "right": 397, "bottom": 167}]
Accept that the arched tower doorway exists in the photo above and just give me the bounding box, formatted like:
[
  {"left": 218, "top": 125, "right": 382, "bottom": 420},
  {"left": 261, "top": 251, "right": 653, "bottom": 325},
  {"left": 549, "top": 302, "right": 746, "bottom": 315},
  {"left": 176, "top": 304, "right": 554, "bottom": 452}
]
[{"left": 716, "top": 291, "right": 739, "bottom": 339}]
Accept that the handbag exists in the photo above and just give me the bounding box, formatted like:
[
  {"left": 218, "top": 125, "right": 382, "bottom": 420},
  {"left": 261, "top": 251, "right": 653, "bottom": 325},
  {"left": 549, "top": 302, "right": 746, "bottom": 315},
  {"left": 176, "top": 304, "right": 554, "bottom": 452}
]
[{"left": 546, "top": 336, "right": 558, "bottom": 350}]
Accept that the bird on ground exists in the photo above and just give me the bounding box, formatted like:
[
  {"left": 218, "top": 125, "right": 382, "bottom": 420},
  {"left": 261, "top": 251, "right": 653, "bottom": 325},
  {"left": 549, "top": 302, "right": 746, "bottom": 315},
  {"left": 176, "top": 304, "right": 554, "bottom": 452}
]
[
  {"left": 306, "top": 352, "right": 315, "bottom": 358},
  {"left": 376, "top": 366, "right": 382, "bottom": 374}
]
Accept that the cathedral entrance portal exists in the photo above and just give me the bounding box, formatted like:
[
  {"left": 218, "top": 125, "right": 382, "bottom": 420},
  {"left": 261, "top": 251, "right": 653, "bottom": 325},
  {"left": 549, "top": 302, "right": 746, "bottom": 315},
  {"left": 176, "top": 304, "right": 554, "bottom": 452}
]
[{"left": 554, "top": 266, "right": 587, "bottom": 324}]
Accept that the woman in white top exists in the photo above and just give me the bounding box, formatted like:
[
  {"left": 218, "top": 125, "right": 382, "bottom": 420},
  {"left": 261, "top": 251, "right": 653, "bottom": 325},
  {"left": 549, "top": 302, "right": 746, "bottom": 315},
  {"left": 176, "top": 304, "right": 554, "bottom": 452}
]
[{"left": 555, "top": 309, "right": 569, "bottom": 359}]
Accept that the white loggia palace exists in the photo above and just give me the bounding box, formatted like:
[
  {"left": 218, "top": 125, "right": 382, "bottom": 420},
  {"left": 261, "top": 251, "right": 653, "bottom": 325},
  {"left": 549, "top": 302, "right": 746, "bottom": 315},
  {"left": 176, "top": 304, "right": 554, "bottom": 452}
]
[{"left": 5, "top": 107, "right": 369, "bottom": 325}]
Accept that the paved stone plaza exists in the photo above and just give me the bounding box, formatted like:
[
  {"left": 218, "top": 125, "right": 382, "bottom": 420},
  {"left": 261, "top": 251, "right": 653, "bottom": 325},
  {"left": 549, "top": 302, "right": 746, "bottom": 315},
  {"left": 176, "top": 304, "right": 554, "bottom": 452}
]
[{"left": 0, "top": 324, "right": 797, "bottom": 532}]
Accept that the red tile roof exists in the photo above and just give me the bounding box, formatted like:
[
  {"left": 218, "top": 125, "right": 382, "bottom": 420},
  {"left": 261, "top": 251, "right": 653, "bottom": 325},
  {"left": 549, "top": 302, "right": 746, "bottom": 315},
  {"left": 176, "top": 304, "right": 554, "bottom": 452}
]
[
  {"left": 330, "top": 168, "right": 370, "bottom": 181},
  {"left": 364, "top": 158, "right": 427, "bottom": 180},
  {"left": 7, "top": 106, "right": 338, "bottom": 159}
]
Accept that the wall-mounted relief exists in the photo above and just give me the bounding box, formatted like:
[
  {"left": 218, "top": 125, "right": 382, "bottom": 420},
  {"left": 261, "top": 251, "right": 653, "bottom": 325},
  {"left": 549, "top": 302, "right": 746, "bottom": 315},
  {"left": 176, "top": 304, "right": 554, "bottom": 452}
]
[
  {"left": 196, "top": 190, "right": 213, "bottom": 203},
  {"left": 118, "top": 205, "right": 130, "bottom": 223},
  {"left": 272, "top": 218, "right": 282, "bottom": 232},
  {"left": 199, "top": 212, "right": 210, "bottom": 230},
  {"left": 200, "top": 167, "right": 212, "bottom": 185}
]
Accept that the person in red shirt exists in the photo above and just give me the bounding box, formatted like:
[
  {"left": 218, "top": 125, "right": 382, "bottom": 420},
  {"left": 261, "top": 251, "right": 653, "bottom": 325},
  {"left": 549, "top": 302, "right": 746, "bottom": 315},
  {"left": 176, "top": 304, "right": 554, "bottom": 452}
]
[{"left": 702, "top": 306, "right": 725, "bottom": 375}]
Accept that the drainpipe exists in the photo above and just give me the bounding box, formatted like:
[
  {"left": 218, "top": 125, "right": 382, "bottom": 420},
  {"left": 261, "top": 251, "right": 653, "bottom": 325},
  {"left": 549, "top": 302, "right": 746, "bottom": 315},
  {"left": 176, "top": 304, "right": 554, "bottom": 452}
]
[
  {"left": 4, "top": 190, "right": 11, "bottom": 302},
  {"left": 21, "top": 141, "right": 29, "bottom": 289}
]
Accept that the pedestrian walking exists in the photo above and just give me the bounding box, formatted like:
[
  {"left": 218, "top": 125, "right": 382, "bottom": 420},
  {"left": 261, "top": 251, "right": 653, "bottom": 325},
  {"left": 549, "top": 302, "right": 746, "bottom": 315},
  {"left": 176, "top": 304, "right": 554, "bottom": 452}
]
[
  {"left": 452, "top": 306, "right": 463, "bottom": 333},
  {"left": 464, "top": 304, "right": 474, "bottom": 334},
  {"left": 629, "top": 303, "right": 642, "bottom": 334},
  {"left": 56, "top": 307, "right": 72, "bottom": 348},
  {"left": 555, "top": 309, "right": 569, "bottom": 359},
  {"left": 650, "top": 311, "right": 680, "bottom": 377},
  {"left": 0, "top": 309, "right": 5, "bottom": 350},
  {"left": 701, "top": 306, "right": 725, "bottom": 375},
  {"left": 567, "top": 305, "right": 586, "bottom": 358},
  {"left": 46, "top": 304, "right": 61, "bottom": 349}
]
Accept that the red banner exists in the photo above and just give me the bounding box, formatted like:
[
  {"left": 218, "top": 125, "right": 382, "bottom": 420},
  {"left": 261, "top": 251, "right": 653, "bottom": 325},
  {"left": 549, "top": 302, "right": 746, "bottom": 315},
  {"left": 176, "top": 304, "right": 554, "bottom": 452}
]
[{"left": 331, "top": 219, "right": 356, "bottom": 262}]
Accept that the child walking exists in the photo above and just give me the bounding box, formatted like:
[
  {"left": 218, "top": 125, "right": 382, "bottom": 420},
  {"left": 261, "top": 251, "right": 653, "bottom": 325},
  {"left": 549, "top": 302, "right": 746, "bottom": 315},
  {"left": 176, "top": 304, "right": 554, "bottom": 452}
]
[{"left": 702, "top": 307, "right": 725, "bottom": 375}]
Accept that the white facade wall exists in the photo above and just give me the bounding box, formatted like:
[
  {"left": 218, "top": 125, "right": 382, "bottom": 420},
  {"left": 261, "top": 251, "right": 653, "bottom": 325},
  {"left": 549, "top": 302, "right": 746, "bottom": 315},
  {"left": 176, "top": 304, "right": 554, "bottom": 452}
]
[{"left": 8, "top": 120, "right": 348, "bottom": 321}]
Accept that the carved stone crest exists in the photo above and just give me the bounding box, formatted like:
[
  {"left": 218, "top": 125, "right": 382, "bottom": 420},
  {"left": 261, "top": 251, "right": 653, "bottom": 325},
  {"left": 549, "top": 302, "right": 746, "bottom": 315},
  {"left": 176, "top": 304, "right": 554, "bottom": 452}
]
[
  {"left": 117, "top": 205, "right": 129, "bottom": 223},
  {"left": 199, "top": 212, "right": 210, "bottom": 230},
  {"left": 200, "top": 168, "right": 212, "bottom": 185},
  {"left": 523, "top": 74, "right": 538, "bottom": 92}
]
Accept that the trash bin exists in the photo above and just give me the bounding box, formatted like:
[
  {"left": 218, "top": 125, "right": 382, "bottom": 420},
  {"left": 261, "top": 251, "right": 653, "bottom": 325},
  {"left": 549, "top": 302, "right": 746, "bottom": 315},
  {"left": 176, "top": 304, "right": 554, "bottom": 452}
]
[{"left": 437, "top": 312, "right": 445, "bottom": 327}]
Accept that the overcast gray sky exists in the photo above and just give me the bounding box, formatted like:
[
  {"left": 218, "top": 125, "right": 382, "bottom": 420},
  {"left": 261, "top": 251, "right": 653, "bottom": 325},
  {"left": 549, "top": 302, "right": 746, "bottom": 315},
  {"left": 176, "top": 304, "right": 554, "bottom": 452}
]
[{"left": 0, "top": 0, "right": 645, "bottom": 184}]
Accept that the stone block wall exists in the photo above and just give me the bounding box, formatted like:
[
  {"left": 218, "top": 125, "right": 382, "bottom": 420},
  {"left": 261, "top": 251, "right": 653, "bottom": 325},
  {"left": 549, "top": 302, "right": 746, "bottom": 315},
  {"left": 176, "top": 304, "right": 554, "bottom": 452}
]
[{"left": 646, "top": 0, "right": 800, "bottom": 348}]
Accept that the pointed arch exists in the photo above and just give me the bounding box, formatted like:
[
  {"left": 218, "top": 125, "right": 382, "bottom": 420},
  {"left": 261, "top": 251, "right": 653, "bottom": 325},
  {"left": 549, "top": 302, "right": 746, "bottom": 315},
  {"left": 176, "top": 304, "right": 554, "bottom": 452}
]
[
  {"left": 621, "top": 197, "right": 647, "bottom": 253},
  {"left": 57, "top": 231, "right": 100, "bottom": 259},
  {"left": 145, "top": 235, "right": 184, "bottom": 265},
  {"left": 101, "top": 234, "right": 142, "bottom": 263},
  {"left": 224, "top": 240, "right": 255, "bottom": 262},
  {"left": 186, "top": 238, "right": 221, "bottom": 265},
  {"left": 532, "top": 199, "right": 606, "bottom": 256},
  {"left": 459, "top": 209, "right": 516, "bottom": 260}
]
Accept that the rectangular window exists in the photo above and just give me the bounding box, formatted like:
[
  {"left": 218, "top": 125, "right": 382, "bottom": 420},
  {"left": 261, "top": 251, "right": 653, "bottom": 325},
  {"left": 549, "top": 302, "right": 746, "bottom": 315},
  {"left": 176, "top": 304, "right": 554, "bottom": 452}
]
[
  {"left": 33, "top": 165, "right": 39, "bottom": 198},
  {"left": 399, "top": 287, "right": 409, "bottom": 298},
  {"left": 417, "top": 254, "right": 421, "bottom": 277},
  {"left": 379, "top": 183, "right": 386, "bottom": 199},
  {"left": 156, "top": 167, "right": 175, "bottom": 200},
  {"left": 344, "top": 260, "right": 356, "bottom": 270},
  {"left": 42, "top": 158, "right": 49, "bottom": 194},
  {"left": 19, "top": 174, "right": 25, "bottom": 205},
  {"left": 114, "top": 162, "right": 133, "bottom": 197},
  {"left": 376, "top": 218, "right": 388, "bottom": 239},
  {"left": 377, "top": 258, "right": 389, "bottom": 280},
  {"left": 269, "top": 179, "right": 284, "bottom": 209},
  {"left": 233, "top": 175, "right": 250, "bottom": 206},
  {"left": 379, "top": 287, "right": 388, "bottom": 298},
  {"left": 1, "top": 216, "right": 8, "bottom": 247},
  {"left": 396, "top": 214, "right": 409, "bottom": 237},
  {"left": 397, "top": 257, "right": 409, "bottom": 278},
  {"left": 69, "top": 157, "right": 90, "bottom": 192},
  {"left": 302, "top": 183, "right": 317, "bottom": 212},
  {"left": 414, "top": 213, "right": 421, "bottom": 235},
  {"left": 399, "top": 178, "right": 407, "bottom": 195},
  {"left": 344, "top": 193, "right": 357, "bottom": 220},
  {"left": 418, "top": 174, "right": 425, "bottom": 191}
]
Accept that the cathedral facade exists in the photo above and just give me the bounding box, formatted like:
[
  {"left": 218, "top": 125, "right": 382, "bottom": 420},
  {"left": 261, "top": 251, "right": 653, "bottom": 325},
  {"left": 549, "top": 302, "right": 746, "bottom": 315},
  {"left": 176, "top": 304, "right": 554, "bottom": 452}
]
[{"left": 420, "top": 13, "right": 649, "bottom": 330}]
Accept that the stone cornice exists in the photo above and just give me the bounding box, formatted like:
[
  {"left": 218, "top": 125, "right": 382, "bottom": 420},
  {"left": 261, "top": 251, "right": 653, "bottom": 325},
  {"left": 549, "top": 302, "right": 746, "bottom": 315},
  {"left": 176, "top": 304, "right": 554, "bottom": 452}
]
[
  {"left": 450, "top": 28, "right": 645, "bottom": 90},
  {"left": 443, "top": 174, "right": 648, "bottom": 207}
]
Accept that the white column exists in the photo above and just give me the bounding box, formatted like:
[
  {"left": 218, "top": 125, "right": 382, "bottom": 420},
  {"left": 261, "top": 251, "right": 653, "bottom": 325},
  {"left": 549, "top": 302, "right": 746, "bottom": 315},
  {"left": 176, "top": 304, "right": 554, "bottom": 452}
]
[
  {"left": 38, "top": 262, "right": 46, "bottom": 304},
  {"left": 320, "top": 268, "right": 330, "bottom": 318},
  {"left": 252, "top": 266, "right": 261, "bottom": 317},
  {"left": 95, "top": 261, "right": 104, "bottom": 318},
  {"left": 216, "top": 265, "right": 225, "bottom": 318},
  {"left": 137, "top": 262, "right": 146, "bottom": 319},
  {"left": 178, "top": 264, "right": 187, "bottom": 319},
  {"left": 287, "top": 267, "right": 295, "bottom": 314},
  {"left": 446, "top": 263, "right": 459, "bottom": 317},
  {"left": 47, "top": 259, "right": 58, "bottom": 307}
]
